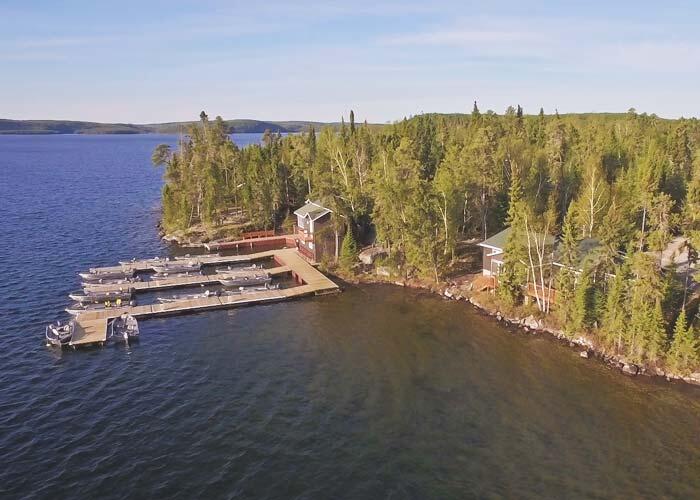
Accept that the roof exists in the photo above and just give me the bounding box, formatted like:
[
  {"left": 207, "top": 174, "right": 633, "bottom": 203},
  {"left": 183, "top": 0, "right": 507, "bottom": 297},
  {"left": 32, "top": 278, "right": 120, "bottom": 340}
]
[
  {"left": 478, "top": 226, "right": 557, "bottom": 251},
  {"left": 293, "top": 200, "right": 332, "bottom": 221},
  {"left": 552, "top": 238, "right": 603, "bottom": 269},
  {"left": 478, "top": 228, "right": 511, "bottom": 251}
]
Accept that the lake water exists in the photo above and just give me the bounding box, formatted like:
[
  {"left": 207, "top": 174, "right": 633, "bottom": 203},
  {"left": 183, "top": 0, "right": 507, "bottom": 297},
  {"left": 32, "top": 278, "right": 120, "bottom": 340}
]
[{"left": 2, "top": 134, "right": 700, "bottom": 499}]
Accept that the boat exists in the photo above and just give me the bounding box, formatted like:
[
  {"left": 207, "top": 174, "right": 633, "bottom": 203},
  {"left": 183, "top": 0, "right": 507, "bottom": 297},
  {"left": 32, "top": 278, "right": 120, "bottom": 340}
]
[
  {"left": 118, "top": 256, "right": 165, "bottom": 266},
  {"left": 66, "top": 300, "right": 134, "bottom": 316},
  {"left": 214, "top": 264, "right": 261, "bottom": 274},
  {"left": 80, "top": 276, "right": 142, "bottom": 287},
  {"left": 69, "top": 290, "right": 133, "bottom": 304},
  {"left": 151, "top": 270, "right": 202, "bottom": 279},
  {"left": 45, "top": 319, "right": 75, "bottom": 347},
  {"left": 80, "top": 269, "right": 134, "bottom": 281},
  {"left": 218, "top": 271, "right": 272, "bottom": 287},
  {"left": 108, "top": 313, "right": 139, "bottom": 343},
  {"left": 151, "top": 261, "right": 201, "bottom": 274},
  {"left": 156, "top": 289, "right": 220, "bottom": 303}
]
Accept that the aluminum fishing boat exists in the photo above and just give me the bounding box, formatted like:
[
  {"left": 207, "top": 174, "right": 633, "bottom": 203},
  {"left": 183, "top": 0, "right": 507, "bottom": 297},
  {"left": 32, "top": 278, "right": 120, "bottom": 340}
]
[
  {"left": 151, "top": 261, "right": 201, "bottom": 274},
  {"left": 217, "top": 269, "right": 271, "bottom": 287},
  {"left": 80, "top": 276, "right": 142, "bottom": 287},
  {"left": 151, "top": 270, "right": 202, "bottom": 279},
  {"left": 108, "top": 313, "right": 139, "bottom": 343},
  {"left": 69, "top": 289, "right": 133, "bottom": 304},
  {"left": 156, "top": 289, "right": 220, "bottom": 303},
  {"left": 66, "top": 300, "right": 134, "bottom": 316},
  {"left": 80, "top": 269, "right": 134, "bottom": 282},
  {"left": 45, "top": 319, "right": 75, "bottom": 347},
  {"left": 214, "top": 264, "right": 261, "bottom": 274}
]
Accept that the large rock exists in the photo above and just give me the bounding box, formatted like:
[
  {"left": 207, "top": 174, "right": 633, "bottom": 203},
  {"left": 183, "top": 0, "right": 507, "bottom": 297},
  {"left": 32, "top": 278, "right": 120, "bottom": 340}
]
[
  {"left": 376, "top": 266, "right": 392, "bottom": 277},
  {"left": 523, "top": 315, "right": 540, "bottom": 330},
  {"left": 622, "top": 363, "right": 639, "bottom": 376},
  {"left": 359, "top": 246, "right": 388, "bottom": 265}
]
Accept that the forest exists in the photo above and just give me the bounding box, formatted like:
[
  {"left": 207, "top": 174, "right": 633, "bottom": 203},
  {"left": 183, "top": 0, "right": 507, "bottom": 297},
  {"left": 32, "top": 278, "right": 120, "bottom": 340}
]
[{"left": 152, "top": 107, "right": 700, "bottom": 375}]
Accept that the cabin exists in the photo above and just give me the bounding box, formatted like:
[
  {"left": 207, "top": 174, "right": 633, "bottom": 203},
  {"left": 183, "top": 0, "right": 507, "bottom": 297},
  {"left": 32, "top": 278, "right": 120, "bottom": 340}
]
[
  {"left": 293, "top": 200, "right": 336, "bottom": 262},
  {"left": 477, "top": 228, "right": 511, "bottom": 276}
]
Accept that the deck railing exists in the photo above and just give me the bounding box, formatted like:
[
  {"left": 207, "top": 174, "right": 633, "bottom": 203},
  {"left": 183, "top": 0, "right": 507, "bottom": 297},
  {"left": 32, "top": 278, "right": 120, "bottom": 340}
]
[{"left": 241, "top": 229, "right": 276, "bottom": 239}]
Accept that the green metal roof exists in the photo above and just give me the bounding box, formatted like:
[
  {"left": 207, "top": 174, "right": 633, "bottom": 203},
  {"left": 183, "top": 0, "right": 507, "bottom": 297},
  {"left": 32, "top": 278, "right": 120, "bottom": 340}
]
[
  {"left": 478, "top": 226, "right": 556, "bottom": 251},
  {"left": 478, "top": 228, "right": 512, "bottom": 250}
]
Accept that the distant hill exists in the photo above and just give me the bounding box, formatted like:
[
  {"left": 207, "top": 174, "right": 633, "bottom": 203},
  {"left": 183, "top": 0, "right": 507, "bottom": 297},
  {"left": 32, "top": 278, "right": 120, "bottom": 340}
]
[{"left": 0, "top": 118, "right": 340, "bottom": 135}]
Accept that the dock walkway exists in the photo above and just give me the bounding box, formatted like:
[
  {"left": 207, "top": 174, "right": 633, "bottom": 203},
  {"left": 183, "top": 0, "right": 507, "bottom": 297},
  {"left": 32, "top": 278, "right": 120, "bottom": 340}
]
[{"left": 70, "top": 249, "right": 339, "bottom": 347}]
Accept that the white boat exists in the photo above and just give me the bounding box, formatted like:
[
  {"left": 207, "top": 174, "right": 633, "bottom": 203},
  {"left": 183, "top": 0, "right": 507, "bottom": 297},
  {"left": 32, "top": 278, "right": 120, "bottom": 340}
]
[
  {"left": 80, "top": 269, "right": 134, "bottom": 281},
  {"left": 69, "top": 290, "right": 133, "bottom": 304},
  {"left": 81, "top": 276, "right": 141, "bottom": 287},
  {"left": 66, "top": 300, "right": 134, "bottom": 316},
  {"left": 108, "top": 313, "right": 139, "bottom": 343},
  {"left": 151, "top": 270, "right": 202, "bottom": 279},
  {"left": 45, "top": 319, "right": 75, "bottom": 347},
  {"left": 217, "top": 271, "right": 271, "bottom": 287},
  {"left": 214, "top": 264, "right": 261, "bottom": 274},
  {"left": 156, "top": 289, "right": 219, "bottom": 303},
  {"left": 151, "top": 261, "right": 201, "bottom": 274}
]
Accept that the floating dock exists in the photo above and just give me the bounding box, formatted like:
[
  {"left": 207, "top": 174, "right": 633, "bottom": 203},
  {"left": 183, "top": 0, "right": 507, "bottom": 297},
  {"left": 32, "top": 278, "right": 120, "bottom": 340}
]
[{"left": 69, "top": 249, "right": 339, "bottom": 347}]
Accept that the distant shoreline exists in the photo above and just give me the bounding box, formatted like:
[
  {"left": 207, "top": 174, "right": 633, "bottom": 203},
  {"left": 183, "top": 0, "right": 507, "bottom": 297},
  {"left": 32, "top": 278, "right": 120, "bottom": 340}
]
[{"left": 0, "top": 118, "right": 341, "bottom": 135}]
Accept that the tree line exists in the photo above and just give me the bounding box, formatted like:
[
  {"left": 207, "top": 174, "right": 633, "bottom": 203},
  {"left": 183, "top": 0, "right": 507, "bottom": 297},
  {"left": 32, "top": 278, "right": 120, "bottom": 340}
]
[{"left": 154, "top": 107, "right": 700, "bottom": 374}]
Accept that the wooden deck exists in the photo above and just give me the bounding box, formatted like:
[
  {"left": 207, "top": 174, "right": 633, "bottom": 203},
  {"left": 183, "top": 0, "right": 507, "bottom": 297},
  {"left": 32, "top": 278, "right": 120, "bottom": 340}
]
[
  {"left": 204, "top": 235, "right": 293, "bottom": 252},
  {"left": 70, "top": 249, "right": 339, "bottom": 347}
]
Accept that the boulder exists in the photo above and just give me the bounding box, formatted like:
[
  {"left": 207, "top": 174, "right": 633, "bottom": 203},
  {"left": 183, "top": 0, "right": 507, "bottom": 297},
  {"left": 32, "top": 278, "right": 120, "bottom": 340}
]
[
  {"left": 622, "top": 363, "right": 639, "bottom": 376},
  {"left": 358, "top": 246, "right": 388, "bottom": 265},
  {"left": 579, "top": 350, "right": 589, "bottom": 359},
  {"left": 523, "top": 315, "right": 540, "bottom": 330},
  {"left": 376, "top": 266, "right": 391, "bottom": 277}
]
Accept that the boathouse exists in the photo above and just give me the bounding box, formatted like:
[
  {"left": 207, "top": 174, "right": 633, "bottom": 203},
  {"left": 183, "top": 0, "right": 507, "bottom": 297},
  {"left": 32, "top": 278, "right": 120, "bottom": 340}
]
[{"left": 293, "top": 200, "right": 336, "bottom": 262}]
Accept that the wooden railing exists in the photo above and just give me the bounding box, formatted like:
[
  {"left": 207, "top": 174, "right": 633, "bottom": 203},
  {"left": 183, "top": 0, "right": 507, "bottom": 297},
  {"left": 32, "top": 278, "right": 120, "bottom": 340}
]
[
  {"left": 241, "top": 229, "right": 275, "bottom": 239},
  {"left": 525, "top": 282, "right": 558, "bottom": 304},
  {"left": 297, "top": 243, "right": 315, "bottom": 261}
]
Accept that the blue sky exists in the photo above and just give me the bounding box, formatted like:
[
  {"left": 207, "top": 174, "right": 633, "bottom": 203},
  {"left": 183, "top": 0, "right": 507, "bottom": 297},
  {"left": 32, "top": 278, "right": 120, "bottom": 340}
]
[{"left": 2, "top": 0, "right": 699, "bottom": 123}]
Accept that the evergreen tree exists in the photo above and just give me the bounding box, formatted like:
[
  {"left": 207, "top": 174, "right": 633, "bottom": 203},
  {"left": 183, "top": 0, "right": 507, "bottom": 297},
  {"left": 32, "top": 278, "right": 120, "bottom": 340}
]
[
  {"left": 350, "top": 109, "right": 356, "bottom": 135},
  {"left": 556, "top": 205, "right": 580, "bottom": 332},
  {"left": 667, "top": 309, "right": 699, "bottom": 375},
  {"left": 571, "top": 266, "right": 594, "bottom": 333},
  {"left": 339, "top": 223, "right": 358, "bottom": 270}
]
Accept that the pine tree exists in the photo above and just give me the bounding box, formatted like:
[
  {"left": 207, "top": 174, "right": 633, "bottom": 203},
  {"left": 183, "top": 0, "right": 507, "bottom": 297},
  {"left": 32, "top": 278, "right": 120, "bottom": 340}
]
[
  {"left": 667, "top": 309, "right": 699, "bottom": 375},
  {"left": 600, "top": 262, "right": 629, "bottom": 350},
  {"left": 340, "top": 223, "right": 358, "bottom": 270},
  {"left": 498, "top": 169, "right": 528, "bottom": 306},
  {"left": 571, "top": 266, "right": 594, "bottom": 332},
  {"left": 349, "top": 109, "right": 356, "bottom": 135},
  {"left": 556, "top": 205, "right": 580, "bottom": 331}
]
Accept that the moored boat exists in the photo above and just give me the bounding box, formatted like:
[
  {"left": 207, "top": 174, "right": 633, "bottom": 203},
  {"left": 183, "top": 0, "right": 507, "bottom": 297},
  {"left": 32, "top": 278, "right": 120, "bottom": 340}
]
[
  {"left": 80, "top": 269, "right": 134, "bottom": 281},
  {"left": 66, "top": 299, "right": 134, "bottom": 316},
  {"left": 151, "top": 270, "right": 202, "bottom": 279},
  {"left": 108, "top": 313, "right": 139, "bottom": 343},
  {"left": 151, "top": 261, "right": 201, "bottom": 274},
  {"left": 214, "top": 264, "right": 261, "bottom": 274},
  {"left": 217, "top": 270, "right": 272, "bottom": 287},
  {"left": 156, "top": 289, "right": 220, "bottom": 303},
  {"left": 69, "top": 290, "right": 133, "bottom": 304},
  {"left": 45, "top": 319, "right": 75, "bottom": 347},
  {"left": 80, "top": 276, "right": 142, "bottom": 287}
]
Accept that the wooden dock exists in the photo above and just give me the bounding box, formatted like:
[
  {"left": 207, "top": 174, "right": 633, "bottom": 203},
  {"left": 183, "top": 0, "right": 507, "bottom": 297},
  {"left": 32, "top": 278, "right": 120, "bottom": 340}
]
[
  {"left": 90, "top": 250, "right": 279, "bottom": 276},
  {"left": 83, "top": 265, "right": 291, "bottom": 293},
  {"left": 70, "top": 249, "right": 339, "bottom": 347}
]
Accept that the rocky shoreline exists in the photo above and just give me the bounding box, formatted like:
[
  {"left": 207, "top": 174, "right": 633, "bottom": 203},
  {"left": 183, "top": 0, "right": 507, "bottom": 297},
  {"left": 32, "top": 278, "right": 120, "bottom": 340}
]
[{"left": 338, "top": 270, "right": 700, "bottom": 388}]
